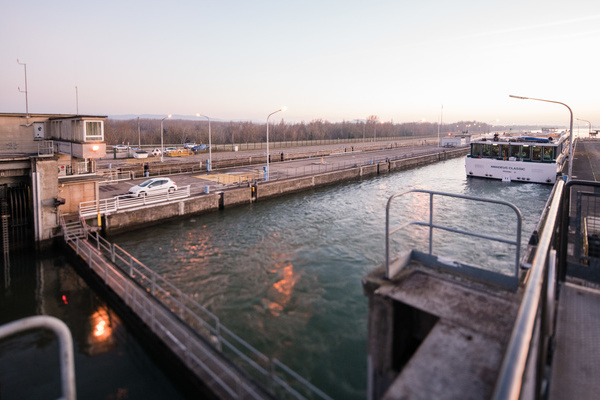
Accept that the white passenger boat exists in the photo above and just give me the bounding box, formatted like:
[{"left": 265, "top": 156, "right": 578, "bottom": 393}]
[{"left": 465, "top": 131, "right": 569, "bottom": 184}]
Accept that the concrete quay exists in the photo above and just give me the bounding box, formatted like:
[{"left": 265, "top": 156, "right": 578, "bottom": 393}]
[{"left": 93, "top": 145, "right": 468, "bottom": 235}]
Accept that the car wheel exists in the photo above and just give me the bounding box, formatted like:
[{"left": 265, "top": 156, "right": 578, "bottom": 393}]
[
  {"left": 138, "top": 192, "right": 147, "bottom": 197},
  {"left": 168, "top": 187, "right": 176, "bottom": 193}
]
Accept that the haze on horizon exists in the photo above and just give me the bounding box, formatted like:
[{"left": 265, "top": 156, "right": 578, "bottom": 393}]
[{"left": 1, "top": 1, "right": 599, "bottom": 128}]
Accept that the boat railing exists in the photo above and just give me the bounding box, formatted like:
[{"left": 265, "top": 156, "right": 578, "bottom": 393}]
[
  {"left": 386, "top": 189, "right": 522, "bottom": 290},
  {"left": 491, "top": 179, "right": 564, "bottom": 400},
  {"left": 0, "top": 316, "right": 76, "bottom": 400}
]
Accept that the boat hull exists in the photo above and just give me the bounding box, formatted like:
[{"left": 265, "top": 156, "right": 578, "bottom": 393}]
[{"left": 465, "top": 157, "right": 560, "bottom": 184}]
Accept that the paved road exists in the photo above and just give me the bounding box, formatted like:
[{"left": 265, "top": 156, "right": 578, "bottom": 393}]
[
  {"left": 572, "top": 139, "right": 600, "bottom": 181},
  {"left": 98, "top": 142, "right": 461, "bottom": 200}
]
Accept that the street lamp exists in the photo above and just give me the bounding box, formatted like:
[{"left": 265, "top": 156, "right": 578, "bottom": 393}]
[
  {"left": 17, "top": 59, "right": 29, "bottom": 126},
  {"left": 266, "top": 106, "right": 287, "bottom": 181},
  {"left": 509, "top": 95, "right": 574, "bottom": 179},
  {"left": 196, "top": 113, "right": 212, "bottom": 171},
  {"left": 160, "top": 114, "right": 172, "bottom": 162},
  {"left": 576, "top": 118, "right": 591, "bottom": 137}
]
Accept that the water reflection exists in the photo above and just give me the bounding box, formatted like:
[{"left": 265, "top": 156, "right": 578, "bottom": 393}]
[{"left": 0, "top": 250, "right": 185, "bottom": 400}]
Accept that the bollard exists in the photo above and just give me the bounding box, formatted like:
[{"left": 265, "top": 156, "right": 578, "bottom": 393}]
[{"left": 205, "top": 185, "right": 210, "bottom": 194}]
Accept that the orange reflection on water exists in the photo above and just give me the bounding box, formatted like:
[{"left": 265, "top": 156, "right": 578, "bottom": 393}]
[
  {"left": 91, "top": 309, "right": 112, "bottom": 341},
  {"left": 264, "top": 264, "right": 298, "bottom": 317}
]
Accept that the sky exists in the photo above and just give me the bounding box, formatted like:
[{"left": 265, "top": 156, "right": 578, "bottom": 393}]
[{"left": 1, "top": 0, "right": 599, "bottom": 127}]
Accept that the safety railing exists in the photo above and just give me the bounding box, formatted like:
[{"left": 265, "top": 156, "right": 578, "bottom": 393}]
[
  {"left": 491, "top": 179, "right": 564, "bottom": 400},
  {"left": 63, "top": 226, "right": 333, "bottom": 400},
  {"left": 0, "top": 316, "right": 76, "bottom": 400},
  {"left": 78, "top": 185, "right": 191, "bottom": 218},
  {"left": 386, "top": 189, "right": 523, "bottom": 290},
  {"left": 98, "top": 170, "right": 134, "bottom": 185}
]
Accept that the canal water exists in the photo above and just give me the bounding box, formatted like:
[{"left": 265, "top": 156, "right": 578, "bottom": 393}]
[
  {"left": 109, "top": 156, "right": 553, "bottom": 400},
  {"left": 0, "top": 249, "right": 187, "bottom": 400}
]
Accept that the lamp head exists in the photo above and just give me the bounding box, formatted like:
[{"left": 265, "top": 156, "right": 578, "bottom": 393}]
[{"left": 280, "top": 106, "right": 288, "bottom": 112}]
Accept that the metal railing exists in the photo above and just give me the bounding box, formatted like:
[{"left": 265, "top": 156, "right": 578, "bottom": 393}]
[
  {"left": 0, "top": 140, "right": 54, "bottom": 156},
  {"left": 79, "top": 185, "right": 191, "bottom": 218},
  {"left": 62, "top": 223, "right": 333, "bottom": 400},
  {"left": 0, "top": 316, "right": 76, "bottom": 400},
  {"left": 492, "top": 179, "right": 564, "bottom": 400},
  {"left": 386, "top": 189, "right": 523, "bottom": 290}
]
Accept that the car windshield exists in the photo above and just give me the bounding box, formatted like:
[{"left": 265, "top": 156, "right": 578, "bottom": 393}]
[{"left": 138, "top": 179, "right": 154, "bottom": 187}]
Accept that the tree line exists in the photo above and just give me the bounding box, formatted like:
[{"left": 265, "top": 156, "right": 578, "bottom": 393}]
[{"left": 103, "top": 117, "right": 500, "bottom": 146}]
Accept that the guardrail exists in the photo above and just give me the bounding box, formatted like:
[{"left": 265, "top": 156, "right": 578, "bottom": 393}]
[
  {"left": 62, "top": 224, "right": 333, "bottom": 400},
  {"left": 491, "top": 179, "right": 564, "bottom": 400},
  {"left": 79, "top": 185, "right": 191, "bottom": 218},
  {"left": 0, "top": 316, "right": 76, "bottom": 400},
  {"left": 98, "top": 170, "right": 134, "bottom": 184},
  {"left": 386, "top": 189, "right": 523, "bottom": 290}
]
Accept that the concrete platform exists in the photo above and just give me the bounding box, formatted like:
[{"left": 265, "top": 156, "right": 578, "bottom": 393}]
[{"left": 363, "top": 263, "right": 521, "bottom": 400}]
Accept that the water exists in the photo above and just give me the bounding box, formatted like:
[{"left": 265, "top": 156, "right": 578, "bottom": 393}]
[
  {"left": 0, "top": 250, "right": 186, "bottom": 400},
  {"left": 110, "top": 157, "right": 552, "bottom": 400}
]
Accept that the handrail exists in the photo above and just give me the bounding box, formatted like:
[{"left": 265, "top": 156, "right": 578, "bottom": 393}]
[
  {"left": 78, "top": 185, "right": 191, "bottom": 218},
  {"left": 0, "top": 315, "right": 76, "bottom": 400},
  {"left": 386, "top": 189, "right": 522, "bottom": 283},
  {"left": 491, "top": 179, "right": 564, "bottom": 400}
]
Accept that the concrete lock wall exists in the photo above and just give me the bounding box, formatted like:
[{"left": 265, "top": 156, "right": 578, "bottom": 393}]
[
  {"left": 32, "top": 157, "right": 60, "bottom": 241},
  {"left": 104, "top": 194, "right": 220, "bottom": 235}
]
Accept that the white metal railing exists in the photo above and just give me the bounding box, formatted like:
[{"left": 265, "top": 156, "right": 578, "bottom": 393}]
[
  {"left": 0, "top": 316, "right": 76, "bottom": 400},
  {"left": 79, "top": 185, "right": 191, "bottom": 218},
  {"left": 62, "top": 225, "right": 333, "bottom": 400},
  {"left": 98, "top": 170, "right": 134, "bottom": 185},
  {"left": 386, "top": 189, "right": 523, "bottom": 290}
]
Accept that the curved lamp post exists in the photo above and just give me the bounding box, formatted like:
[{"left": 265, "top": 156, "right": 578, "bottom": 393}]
[
  {"left": 576, "top": 118, "right": 591, "bottom": 137},
  {"left": 196, "top": 113, "right": 212, "bottom": 171},
  {"left": 266, "top": 107, "right": 287, "bottom": 181},
  {"left": 160, "top": 114, "right": 172, "bottom": 162},
  {"left": 509, "top": 95, "right": 574, "bottom": 179}
]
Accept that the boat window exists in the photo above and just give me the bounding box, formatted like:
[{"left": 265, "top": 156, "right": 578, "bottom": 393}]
[
  {"left": 500, "top": 145, "right": 510, "bottom": 160},
  {"left": 543, "top": 146, "right": 555, "bottom": 161},
  {"left": 471, "top": 143, "right": 481, "bottom": 157},
  {"left": 532, "top": 146, "right": 542, "bottom": 161},
  {"left": 482, "top": 144, "right": 491, "bottom": 158},
  {"left": 509, "top": 145, "right": 520, "bottom": 159},
  {"left": 491, "top": 144, "right": 500, "bottom": 158},
  {"left": 521, "top": 145, "right": 531, "bottom": 160}
]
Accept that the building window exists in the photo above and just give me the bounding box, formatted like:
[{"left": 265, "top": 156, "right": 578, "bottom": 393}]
[{"left": 84, "top": 121, "right": 104, "bottom": 141}]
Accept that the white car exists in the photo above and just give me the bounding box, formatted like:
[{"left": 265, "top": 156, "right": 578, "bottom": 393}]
[
  {"left": 113, "top": 144, "right": 128, "bottom": 152},
  {"left": 128, "top": 178, "right": 177, "bottom": 197},
  {"left": 151, "top": 148, "right": 162, "bottom": 157}
]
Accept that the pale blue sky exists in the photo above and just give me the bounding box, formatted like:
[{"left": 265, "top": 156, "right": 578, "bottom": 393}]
[{"left": 1, "top": 0, "right": 599, "bottom": 127}]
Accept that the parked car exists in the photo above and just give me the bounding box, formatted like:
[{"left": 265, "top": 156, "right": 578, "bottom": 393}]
[
  {"left": 192, "top": 144, "right": 209, "bottom": 152},
  {"left": 184, "top": 142, "right": 196, "bottom": 149},
  {"left": 128, "top": 178, "right": 177, "bottom": 197},
  {"left": 151, "top": 148, "right": 162, "bottom": 157},
  {"left": 113, "top": 144, "right": 128, "bottom": 152}
]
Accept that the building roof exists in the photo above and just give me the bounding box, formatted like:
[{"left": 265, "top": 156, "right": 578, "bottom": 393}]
[{"left": 0, "top": 112, "right": 107, "bottom": 119}]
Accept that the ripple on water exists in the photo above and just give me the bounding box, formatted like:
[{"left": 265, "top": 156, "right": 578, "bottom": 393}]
[{"left": 111, "top": 157, "right": 552, "bottom": 400}]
